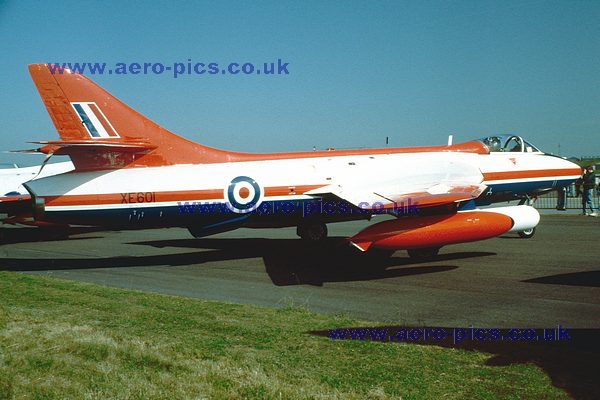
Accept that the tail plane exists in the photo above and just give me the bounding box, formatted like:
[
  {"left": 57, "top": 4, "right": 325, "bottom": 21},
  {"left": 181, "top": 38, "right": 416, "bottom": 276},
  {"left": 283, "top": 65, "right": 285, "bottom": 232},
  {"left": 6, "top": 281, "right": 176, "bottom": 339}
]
[{"left": 28, "top": 64, "right": 231, "bottom": 170}]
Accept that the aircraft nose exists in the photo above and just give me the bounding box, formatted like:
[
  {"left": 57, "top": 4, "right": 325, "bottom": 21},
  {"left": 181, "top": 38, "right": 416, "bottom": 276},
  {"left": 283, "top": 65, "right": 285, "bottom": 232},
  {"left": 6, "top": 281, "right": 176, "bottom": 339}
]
[
  {"left": 547, "top": 155, "right": 582, "bottom": 182},
  {"left": 569, "top": 159, "right": 582, "bottom": 170},
  {"left": 563, "top": 157, "right": 583, "bottom": 172}
]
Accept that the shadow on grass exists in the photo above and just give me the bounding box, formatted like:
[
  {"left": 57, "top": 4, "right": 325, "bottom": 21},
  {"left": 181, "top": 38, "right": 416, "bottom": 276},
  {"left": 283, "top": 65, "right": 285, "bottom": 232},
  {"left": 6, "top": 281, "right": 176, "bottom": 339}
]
[
  {"left": 309, "top": 326, "right": 600, "bottom": 400},
  {"left": 0, "top": 236, "right": 495, "bottom": 286}
]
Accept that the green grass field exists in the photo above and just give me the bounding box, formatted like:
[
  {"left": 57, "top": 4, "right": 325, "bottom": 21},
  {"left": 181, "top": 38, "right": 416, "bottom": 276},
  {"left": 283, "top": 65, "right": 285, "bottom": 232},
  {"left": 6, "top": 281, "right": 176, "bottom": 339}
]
[{"left": 0, "top": 271, "right": 567, "bottom": 399}]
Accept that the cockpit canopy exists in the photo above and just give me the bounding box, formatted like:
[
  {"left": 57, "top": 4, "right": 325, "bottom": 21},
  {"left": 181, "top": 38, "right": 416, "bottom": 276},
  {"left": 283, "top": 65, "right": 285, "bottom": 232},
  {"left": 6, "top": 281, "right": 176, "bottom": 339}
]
[{"left": 478, "top": 135, "right": 542, "bottom": 153}]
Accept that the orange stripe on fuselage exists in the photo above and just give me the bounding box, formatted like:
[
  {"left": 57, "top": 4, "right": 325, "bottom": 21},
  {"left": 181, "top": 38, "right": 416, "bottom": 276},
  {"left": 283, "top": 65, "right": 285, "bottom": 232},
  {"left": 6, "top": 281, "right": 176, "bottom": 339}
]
[
  {"left": 483, "top": 168, "right": 581, "bottom": 182},
  {"left": 42, "top": 184, "right": 325, "bottom": 207}
]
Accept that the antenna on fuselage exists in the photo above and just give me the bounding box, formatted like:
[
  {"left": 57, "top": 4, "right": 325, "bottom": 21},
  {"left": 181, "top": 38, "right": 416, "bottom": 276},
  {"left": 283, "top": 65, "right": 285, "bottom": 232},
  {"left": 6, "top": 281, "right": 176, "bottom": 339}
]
[{"left": 447, "top": 135, "right": 453, "bottom": 146}]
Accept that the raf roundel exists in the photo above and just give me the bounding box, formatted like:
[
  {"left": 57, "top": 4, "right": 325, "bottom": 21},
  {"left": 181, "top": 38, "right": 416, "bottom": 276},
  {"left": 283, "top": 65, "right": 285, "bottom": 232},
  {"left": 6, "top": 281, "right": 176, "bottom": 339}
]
[{"left": 226, "top": 176, "right": 263, "bottom": 213}]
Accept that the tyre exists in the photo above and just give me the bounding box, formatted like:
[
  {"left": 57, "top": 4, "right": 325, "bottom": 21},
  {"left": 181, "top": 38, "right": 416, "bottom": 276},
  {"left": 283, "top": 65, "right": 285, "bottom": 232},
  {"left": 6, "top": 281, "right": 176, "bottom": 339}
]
[{"left": 517, "top": 227, "right": 535, "bottom": 239}]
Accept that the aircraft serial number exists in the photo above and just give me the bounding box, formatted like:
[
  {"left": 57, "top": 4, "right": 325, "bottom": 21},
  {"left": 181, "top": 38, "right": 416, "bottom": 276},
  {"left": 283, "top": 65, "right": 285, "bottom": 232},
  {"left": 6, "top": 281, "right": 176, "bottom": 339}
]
[{"left": 120, "top": 192, "right": 156, "bottom": 203}]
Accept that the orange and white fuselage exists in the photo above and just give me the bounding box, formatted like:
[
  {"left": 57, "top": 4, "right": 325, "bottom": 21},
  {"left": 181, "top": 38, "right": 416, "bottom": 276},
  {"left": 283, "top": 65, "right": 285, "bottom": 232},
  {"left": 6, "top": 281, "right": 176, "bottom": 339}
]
[{"left": 25, "top": 147, "right": 577, "bottom": 221}]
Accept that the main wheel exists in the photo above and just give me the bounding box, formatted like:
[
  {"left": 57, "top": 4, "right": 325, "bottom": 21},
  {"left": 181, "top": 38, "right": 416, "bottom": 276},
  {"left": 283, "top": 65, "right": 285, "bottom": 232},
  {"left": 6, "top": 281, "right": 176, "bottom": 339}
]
[
  {"left": 407, "top": 247, "right": 440, "bottom": 260},
  {"left": 297, "top": 223, "right": 328, "bottom": 241},
  {"left": 517, "top": 227, "right": 535, "bottom": 239}
]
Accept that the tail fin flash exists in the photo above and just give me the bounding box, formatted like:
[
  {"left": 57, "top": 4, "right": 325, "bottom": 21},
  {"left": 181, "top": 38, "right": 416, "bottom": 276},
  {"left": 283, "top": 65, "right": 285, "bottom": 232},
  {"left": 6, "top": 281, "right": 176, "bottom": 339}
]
[{"left": 28, "top": 64, "right": 230, "bottom": 170}]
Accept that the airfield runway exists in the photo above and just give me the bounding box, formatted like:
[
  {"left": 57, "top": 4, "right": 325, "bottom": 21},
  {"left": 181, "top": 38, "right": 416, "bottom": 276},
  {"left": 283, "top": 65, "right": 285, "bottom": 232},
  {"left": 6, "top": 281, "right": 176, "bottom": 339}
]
[{"left": 0, "top": 215, "right": 599, "bottom": 328}]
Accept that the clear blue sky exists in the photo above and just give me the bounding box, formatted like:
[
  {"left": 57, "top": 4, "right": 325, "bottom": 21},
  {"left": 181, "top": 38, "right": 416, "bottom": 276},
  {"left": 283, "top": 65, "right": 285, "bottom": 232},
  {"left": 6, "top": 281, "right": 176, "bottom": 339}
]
[{"left": 1, "top": 0, "right": 599, "bottom": 166}]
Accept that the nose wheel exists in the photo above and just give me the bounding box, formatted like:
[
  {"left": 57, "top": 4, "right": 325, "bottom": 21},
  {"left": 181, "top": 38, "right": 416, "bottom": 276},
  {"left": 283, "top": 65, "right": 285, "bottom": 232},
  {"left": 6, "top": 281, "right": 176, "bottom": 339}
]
[
  {"left": 516, "top": 196, "right": 537, "bottom": 238},
  {"left": 517, "top": 227, "right": 536, "bottom": 239}
]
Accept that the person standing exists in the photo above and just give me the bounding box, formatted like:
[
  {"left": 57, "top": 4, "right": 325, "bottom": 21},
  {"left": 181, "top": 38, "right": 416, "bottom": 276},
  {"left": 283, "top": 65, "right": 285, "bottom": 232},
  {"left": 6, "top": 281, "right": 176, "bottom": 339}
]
[
  {"left": 556, "top": 186, "right": 567, "bottom": 211},
  {"left": 581, "top": 166, "right": 598, "bottom": 216}
]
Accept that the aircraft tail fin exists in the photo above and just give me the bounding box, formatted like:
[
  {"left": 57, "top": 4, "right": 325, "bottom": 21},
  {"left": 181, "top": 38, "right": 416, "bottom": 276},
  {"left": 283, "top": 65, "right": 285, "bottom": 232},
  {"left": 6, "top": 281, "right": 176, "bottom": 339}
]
[{"left": 28, "top": 64, "right": 231, "bottom": 170}]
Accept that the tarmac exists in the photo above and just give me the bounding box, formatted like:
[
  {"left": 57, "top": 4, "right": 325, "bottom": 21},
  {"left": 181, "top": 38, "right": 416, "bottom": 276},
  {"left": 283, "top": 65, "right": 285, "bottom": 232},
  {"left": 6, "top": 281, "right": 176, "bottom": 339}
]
[{"left": 1, "top": 213, "right": 600, "bottom": 398}]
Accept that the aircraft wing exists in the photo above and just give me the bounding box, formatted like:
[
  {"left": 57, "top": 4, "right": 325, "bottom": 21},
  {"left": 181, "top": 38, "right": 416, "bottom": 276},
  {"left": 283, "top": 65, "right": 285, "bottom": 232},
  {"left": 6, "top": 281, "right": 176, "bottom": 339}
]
[{"left": 305, "top": 156, "right": 486, "bottom": 211}]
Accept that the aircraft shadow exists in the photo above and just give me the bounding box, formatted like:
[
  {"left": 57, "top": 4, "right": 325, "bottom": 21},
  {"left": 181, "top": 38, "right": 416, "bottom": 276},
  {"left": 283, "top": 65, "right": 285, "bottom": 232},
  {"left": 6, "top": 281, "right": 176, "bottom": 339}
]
[
  {"left": 523, "top": 270, "right": 600, "bottom": 288},
  {"left": 130, "top": 237, "right": 495, "bottom": 286},
  {"left": 309, "top": 326, "right": 600, "bottom": 400},
  {"left": 1, "top": 236, "right": 495, "bottom": 286}
]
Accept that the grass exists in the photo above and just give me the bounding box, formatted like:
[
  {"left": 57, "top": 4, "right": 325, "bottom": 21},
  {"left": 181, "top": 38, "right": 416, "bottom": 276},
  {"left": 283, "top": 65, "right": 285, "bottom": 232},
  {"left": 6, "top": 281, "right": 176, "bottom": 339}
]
[{"left": 0, "top": 271, "right": 568, "bottom": 399}]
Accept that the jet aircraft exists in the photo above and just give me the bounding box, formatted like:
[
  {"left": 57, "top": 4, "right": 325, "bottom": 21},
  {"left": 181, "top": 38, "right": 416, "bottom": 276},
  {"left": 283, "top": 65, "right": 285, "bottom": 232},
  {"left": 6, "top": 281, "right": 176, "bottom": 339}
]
[{"left": 0, "top": 64, "right": 582, "bottom": 257}]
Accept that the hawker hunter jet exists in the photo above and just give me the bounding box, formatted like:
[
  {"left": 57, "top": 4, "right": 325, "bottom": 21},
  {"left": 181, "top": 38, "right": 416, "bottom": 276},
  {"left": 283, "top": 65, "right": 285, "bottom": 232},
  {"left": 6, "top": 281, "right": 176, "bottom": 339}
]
[{"left": 0, "top": 64, "right": 581, "bottom": 257}]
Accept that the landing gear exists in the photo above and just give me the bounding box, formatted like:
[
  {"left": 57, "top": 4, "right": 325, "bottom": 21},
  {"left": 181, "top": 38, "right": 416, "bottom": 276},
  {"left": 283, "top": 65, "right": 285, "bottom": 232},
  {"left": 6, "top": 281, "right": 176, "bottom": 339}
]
[
  {"left": 517, "top": 227, "right": 536, "bottom": 239},
  {"left": 518, "top": 195, "right": 537, "bottom": 206},
  {"left": 297, "top": 222, "right": 328, "bottom": 242},
  {"left": 407, "top": 247, "right": 440, "bottom": 260},
  {"left": 516, "top": 196, "right": 537, "bottom": 239}
]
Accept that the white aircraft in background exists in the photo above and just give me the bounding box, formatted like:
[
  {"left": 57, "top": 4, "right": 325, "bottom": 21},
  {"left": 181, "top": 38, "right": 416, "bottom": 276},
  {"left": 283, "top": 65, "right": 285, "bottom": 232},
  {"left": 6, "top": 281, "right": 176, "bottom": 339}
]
[
  {"left": 1, "top": 161, "right": 73, "bottom": 227},
  {"left": 1, "top": 161, "right": 74, "bottom": 196}
]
